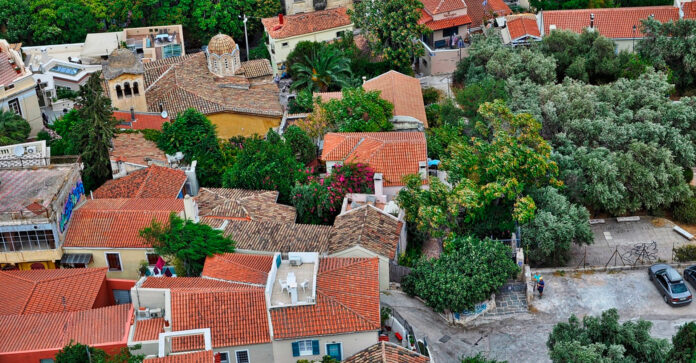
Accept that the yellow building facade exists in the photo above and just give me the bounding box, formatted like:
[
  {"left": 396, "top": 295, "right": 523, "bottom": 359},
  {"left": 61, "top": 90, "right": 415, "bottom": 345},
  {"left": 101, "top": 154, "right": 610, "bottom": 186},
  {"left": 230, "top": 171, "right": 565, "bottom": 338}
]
[{"left": 208, "top": 112, "right": 281, "bottom": 138}]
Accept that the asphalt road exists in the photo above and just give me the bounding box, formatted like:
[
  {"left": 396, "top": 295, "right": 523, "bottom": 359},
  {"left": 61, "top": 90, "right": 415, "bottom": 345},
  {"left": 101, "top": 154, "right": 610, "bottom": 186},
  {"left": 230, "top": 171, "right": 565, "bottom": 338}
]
[{"left": 382, "top": 269, "right": 696, "bottom": 362}]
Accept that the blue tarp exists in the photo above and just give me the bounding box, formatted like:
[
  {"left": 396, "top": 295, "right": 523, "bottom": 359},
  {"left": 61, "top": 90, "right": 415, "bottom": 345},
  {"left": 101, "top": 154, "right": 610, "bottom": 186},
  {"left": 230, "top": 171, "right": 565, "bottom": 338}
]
[{"left": 428, "top": 160, "right": 440, "bottom": 166}]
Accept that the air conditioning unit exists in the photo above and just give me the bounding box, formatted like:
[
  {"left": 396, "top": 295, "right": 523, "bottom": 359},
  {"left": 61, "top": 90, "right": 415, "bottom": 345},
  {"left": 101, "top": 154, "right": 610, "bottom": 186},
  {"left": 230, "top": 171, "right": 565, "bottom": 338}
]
[{"left": 149, "top": 307, "right": 163, "bottom": 318}]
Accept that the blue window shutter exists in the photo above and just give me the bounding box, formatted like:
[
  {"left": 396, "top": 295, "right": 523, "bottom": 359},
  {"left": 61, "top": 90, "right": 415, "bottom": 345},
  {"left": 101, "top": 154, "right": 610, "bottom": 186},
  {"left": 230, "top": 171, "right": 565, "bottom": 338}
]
[
  {"left": 292, "top": 342, "right": 300, "bottom": 357},
  {"left": 312, "top": 340, "right": 320, "bottom": 355}
]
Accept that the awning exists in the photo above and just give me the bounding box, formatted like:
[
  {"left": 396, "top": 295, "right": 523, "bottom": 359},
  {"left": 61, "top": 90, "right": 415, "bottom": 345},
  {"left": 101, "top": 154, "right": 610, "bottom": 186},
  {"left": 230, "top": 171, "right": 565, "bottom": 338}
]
[{"left": 60, "top": 253, "right": 92, "bottom": 265}]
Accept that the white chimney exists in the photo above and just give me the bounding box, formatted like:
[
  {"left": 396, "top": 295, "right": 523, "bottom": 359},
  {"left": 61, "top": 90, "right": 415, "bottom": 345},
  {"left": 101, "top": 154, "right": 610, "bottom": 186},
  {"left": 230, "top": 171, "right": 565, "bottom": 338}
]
[
  {"left": 419, "top": 161, "right": 427, "bottom": 179},
  {"left": 374, "top": 173, "right": 384, "bottom": 197},
  {"left": 183, "top": 194, "right": 199, "bottom": 222}
]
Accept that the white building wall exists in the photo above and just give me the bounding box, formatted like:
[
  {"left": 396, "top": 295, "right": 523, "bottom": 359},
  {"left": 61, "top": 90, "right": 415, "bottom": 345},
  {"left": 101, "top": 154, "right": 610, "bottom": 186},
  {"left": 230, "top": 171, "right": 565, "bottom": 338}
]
[{"left": 271, "top": 331, "right": 378, "bottom": 363}]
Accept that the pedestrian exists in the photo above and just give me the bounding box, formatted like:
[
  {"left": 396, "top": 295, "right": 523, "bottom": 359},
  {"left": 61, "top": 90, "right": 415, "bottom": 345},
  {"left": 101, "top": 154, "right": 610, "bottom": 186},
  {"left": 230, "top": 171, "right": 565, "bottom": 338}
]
[{"left": 537, "top": 276, "right": 545, "bottom": 298}]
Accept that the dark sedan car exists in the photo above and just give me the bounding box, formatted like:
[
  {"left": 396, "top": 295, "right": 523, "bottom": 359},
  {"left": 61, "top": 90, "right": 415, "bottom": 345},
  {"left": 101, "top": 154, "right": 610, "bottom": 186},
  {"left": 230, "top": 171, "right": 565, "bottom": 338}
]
[
  {"left": 648, "top": 264, "right": 692, "bottom": 306},
  {"left": 684, "top": 265, "right": 696, "bottom": 289}
]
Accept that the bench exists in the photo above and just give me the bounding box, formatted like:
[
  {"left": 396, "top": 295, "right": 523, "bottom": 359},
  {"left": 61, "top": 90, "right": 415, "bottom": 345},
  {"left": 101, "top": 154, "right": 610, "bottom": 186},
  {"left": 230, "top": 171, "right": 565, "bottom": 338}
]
[
  {"left": 616, "top": 216, "right": 640, "bottom": 222},
  {"left": 674, "top": 226, "right": 694, "bottom": 240},
  {"left": 589, "top": 219, "right": 605, "bottom": 225}
]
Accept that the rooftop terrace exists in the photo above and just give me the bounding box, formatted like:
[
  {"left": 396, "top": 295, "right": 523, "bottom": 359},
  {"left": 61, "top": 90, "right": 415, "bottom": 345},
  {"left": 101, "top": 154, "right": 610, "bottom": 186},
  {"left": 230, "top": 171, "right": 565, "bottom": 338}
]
[{"left": 269, "top": 259, "right": 316, "bottom": 307}]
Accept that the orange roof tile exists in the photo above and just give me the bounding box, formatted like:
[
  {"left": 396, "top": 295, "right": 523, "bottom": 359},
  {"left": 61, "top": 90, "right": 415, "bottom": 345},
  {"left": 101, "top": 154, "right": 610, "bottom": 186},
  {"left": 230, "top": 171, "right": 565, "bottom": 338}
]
[
  {"left": 262, "top": 7, "right": 352, "bottom": 39},
  {"left": 684, "top": 2, "right": 696, "bottom": 19},
  {"left": 144, "top": 351, "right": 215, "bottom": 363},
  {"left": 507, "top": 16, "right": 541, "bottom": 39},
  {"left": 421, "top": 0, "right": 466, "bottom": 15},
  {"left": 345, "top": 342, "right": 430, "bottom": 363},
  {"left": 202, "top": 253, "right": 274, "bottom": 285},
  {"left": 270, "top": 257, "right": 380, "bottom": 339},
  {"left": 94, "top": 166, "right": 187, "bottom": 199},
  {"left": 170, "top": 290, "right": 271, "bottom": 350},
  {"left": 331, "top": 205, "right": 403, "bottom": 259},
  {"left": 114, "top": 111, "right": 171, "bottom": 130},
  {"left": 321, "top": 132, "right": 427, "bottom": 187},
  {"left": 141, "top": 277, "right": 259, "bottom": 290},
  {"left": 464, "top": 0, "right": 511, "bottom": 28},
  {"left": 134, "top": 317, "right": 165, "bottom": 341},
  {"left": 195, "top": 188, "right": 296, "bottom": 223},
  {"left": 421, "top": 14, "right": 473, "bottom": 30},
  {"left": 0, "top": 304, "right": 131, "bottom": 353},
  {"left": 64, "top": 199, "right": 184, "bottom": 248},
  {"left": 364, "top": 71, "right": 428, "bottom": 127},
  {"left": 0, "top": 268, "right": 108, "bottom": 315},
  {"left": 110, "top": 132, "right": 168, "bottom": 166},
  {"left": 542, "top": 6, "right": 679, "bottom": 38}
]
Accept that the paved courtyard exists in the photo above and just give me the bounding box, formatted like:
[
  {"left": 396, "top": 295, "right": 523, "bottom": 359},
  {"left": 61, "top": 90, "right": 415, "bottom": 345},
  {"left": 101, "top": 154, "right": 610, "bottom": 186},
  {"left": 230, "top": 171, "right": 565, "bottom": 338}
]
[
  {"left": 382, "top": 269, "right": 696, "bottom": 362},
  {"left": 567, "top": 217, "right": 692, "bottom": 268}
]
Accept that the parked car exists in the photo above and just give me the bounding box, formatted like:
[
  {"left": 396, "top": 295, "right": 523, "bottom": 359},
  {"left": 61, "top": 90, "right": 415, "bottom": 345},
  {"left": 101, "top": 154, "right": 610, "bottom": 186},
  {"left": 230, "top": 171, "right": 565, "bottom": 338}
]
[
  {"left": 648, "top": 264, "right": 692, "bottom": 306},
  {"left": 684, "top": 265, "right": 696, "bottom": 289}
]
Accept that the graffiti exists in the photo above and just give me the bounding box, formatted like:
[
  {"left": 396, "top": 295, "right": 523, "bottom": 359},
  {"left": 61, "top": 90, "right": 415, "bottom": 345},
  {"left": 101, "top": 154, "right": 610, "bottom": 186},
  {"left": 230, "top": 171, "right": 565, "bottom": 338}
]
[
  {"left": 459, "top": 303, "right": 488, "bottom": 317},
  {"left": 59, "top": 181, "right": 84, "bottom": 232}
]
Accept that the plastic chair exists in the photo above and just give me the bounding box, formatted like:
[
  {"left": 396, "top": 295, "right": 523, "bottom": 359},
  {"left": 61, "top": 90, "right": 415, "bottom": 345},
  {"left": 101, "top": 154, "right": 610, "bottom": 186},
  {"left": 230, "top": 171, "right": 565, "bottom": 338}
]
[
  {"left": 300, "top": 279, "right": 309, "bottom": 293},
  {"left": 279, "top": 279, "right": 289, "bottom": 294}
]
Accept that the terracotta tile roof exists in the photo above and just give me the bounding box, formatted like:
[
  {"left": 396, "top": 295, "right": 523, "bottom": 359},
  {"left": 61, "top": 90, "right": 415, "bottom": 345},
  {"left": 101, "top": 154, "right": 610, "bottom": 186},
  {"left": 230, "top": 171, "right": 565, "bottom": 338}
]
[
  {"left": 541, "top": 6, "right": 680, "bottom": 38},
  {"left": 464, "top": 0, "right": 511, "bottom": 28},
  {"left": 141, "top": 276, "right": 260, "bottom": 290},
  {"left": 331, "top": 205, "right": 403, "bottom": 259},
  {"left": 420, "top": 13, "right": 473, "bottom": 30},
  {"left": 314, "top": 91, "right": 343, "bottom": 103},
  {"left": 321, "top": 132, "right": 427, "bottom": 187},
  {"left": 133, "top": 317, "right": 165, "bottom": 341},
  {"left": 170, "top": 290, "right": 270, "bottom": 350},
  {"left": 144, "top": 351, "right": 215, "bottom": 363},
  {"left": 507, "top": 16, "right": 541, "bottom": 39},
  {"left": 270, "top": 257, "right": 380, "bottom": 339},
  {"left": 262, "top": 7, "right": 352, "bottom": 40},
  {"left": 196, "top": 188, "right": 296, "bottom": 223},
  {"left": 0, "top": 268, "right": 108, "bottom": 315},
  {"left": 64, "top": 198, "right": 184, "bottom": 248},
  {"left": 202, "top": 253, "right": 274, "bottom": 285},
  {"left": 94, "top": 165, "right": 187, "bottom": 199},
  {"left": 684, "top": 2, "right": 696, "bottom": 19},
  {"left": 9, "top": 43, "right": 22, "bottom": 53},
  {"left": 421, "top": 0, "right": 466, "bottom": 15},
  {"left": 344, "top": 342, "right": 430, "bottom": 363},
  {"left": 144, "top": 53, "right": 281, "bottom": 118},
  {"left": 114, "top": 111, "right": 171, "bottom": 130},
  {"left": 0, "top": 304, "right": 131, "bottom": 353},
  {"left": 110, "top": 132, "right": 168, "bottom": 166},
  {"left": 0, "top": 50, "right": 23, "bottom": 86},
  {"left": 364, "top": 71, "right": 428, "bottom": 127}
]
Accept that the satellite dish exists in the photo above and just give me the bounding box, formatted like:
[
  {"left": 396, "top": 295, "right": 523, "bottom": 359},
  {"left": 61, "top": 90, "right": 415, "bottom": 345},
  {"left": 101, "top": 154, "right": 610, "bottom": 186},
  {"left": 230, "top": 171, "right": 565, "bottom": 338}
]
[
  {"left": 161, "top": 111, "right": 168, "bottom": 119},
  {"left": 13, "top": 146, "right": 24, "bottom": 157},
  {"left": 174, "top": 152, "right": 184, "bottom": 161}
]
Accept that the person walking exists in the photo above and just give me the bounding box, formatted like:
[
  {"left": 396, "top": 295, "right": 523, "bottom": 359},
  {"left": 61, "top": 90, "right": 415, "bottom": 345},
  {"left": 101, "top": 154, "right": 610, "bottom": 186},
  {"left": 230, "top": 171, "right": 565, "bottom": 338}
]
[{"left": 537, "top": 276, "right": 545, "bottom": 298}]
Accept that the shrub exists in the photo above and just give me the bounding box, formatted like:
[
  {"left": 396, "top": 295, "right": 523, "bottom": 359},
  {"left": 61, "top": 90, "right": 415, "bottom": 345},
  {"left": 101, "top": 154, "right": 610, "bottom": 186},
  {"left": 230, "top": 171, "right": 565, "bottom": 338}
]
[
  {"left": 140, "top": 129, "right": 161, "bottom": 143},
  {"left": 288, "top": 89, "right": 315, "bottom": 114},
  {"left": 684, "top": 167, "right": 694, "bottom": 184},
  {"left": 674, "top": 245, "right": 696, "bottom": 262},
  {"left": 425, "top": 103, "right": 440, "bottom": 128},
  {"left": 422, "top": 87, "right": 442, "bottom": 105},
  {"left": 673, "top": 198, "right": 696, "bottom": 224}
]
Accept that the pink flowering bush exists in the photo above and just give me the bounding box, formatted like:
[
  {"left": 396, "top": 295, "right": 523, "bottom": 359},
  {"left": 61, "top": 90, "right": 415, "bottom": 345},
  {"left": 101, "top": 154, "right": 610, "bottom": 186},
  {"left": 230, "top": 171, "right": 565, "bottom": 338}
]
[{"left": 292, "top": 163, "right": 375, "bottom": 224}]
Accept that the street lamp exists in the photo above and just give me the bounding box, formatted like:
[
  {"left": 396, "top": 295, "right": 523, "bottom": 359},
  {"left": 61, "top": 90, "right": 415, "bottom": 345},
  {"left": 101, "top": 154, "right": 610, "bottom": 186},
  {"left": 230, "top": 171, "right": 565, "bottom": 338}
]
[
  {"left": 632, "top": 24, "right": 637, "bottom": 52},
  {"left": 239, "top": 14, "right": 250, "bottom": 61}
]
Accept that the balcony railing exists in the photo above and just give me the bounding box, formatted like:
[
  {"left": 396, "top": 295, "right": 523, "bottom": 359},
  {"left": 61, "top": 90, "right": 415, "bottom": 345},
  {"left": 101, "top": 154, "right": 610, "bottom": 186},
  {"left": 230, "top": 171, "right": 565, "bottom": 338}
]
[{"left": 0, "top": 155, "right": 80, "bottom": 170}]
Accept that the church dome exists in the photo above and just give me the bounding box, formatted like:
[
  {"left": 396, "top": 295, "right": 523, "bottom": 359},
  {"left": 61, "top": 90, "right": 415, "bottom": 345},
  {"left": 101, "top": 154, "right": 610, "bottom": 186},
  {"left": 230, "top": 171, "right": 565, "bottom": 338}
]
[
  {"left": 108, "top": 48, "right": 138, "bottom": 68},
  {"left": 208, "top": 34, "right": 237, "bottom": 55}
]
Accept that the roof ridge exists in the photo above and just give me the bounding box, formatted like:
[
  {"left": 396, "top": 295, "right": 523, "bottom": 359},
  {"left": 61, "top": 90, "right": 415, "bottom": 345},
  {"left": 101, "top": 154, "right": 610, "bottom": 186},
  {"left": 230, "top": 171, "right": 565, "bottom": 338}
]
[
  {"left": 321, "top": 257, "right": 373, "bottom": 274},
  {"left": 316, "top": 289, "right": 376, "bottom": 328},
  {"left": 134, "top": 167, "right": 155, "bottom": 197},
  {"left": 145, "top": 62, "right": 177, "bottom": 92},
  {"left": 19, "top": 281, "right": 39, "bottom": 314},
  {"left": 221, "top": 254, "right": 271, "bottom": 275},
  {"left": 381, "top": 341, "right": 387, "bottom": 363}
]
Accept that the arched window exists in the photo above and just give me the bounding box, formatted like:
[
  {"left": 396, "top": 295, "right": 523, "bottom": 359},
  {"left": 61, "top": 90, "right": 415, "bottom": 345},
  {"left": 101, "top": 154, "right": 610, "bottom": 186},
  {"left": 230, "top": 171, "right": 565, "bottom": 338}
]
[
  {"left": 124, "top": 82, "right": 132, "bottom": 97},
  {"left": 115, "top": 85, "right": 123, "bottom": 99},
  {"left": 213, "top": 60, "right": 218, "bottom": 70},
  {"left": 133, "top": 82, "right": 139, "bottom": 95},
  {"left": 224, "top": 58, "right": 229, "bottom": 69}
]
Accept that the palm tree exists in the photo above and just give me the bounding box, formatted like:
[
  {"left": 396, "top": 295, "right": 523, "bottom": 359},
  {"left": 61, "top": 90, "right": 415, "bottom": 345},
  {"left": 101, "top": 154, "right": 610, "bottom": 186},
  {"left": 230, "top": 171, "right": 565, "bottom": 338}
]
[
  {"left": 291, "top": 48, "right": 352, "bottom": 92},
  {"left": 0, "top": 110, "right": 31, "bottom": 146}
]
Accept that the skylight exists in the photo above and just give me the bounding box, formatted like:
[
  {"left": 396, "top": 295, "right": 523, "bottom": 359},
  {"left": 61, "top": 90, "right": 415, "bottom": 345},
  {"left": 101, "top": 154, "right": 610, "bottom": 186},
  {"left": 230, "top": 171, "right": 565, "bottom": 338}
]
[{"left": 50, "top": 65, "right": 81, "bottom": 76}]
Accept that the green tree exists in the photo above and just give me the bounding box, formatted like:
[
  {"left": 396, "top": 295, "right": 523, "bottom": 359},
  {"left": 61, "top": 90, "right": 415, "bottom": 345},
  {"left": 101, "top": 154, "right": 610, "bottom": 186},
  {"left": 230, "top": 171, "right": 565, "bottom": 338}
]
[
  {"left": 291, "top": 47, "right": 353, "bottom": 92},
  {"left": 316, "top": 87, "right": 394, "bottom": 132},
  {"left": 158, "top": 108, "right": 227, "bottom": 187},
  {"left": 547, "top": 309, "right": 670, "bottom": 363},
  {"left": 462, "top": 354, "right": 505, "bottom": 363},
  {"left": 402, "top": 235, "right": 519, "bottom": 313},
  {"left": 222, "top": 130, "right": 304, "bottom": 203},
  {"left": 283, "top": 125, "right": 316, "bottom": 165},
  {"left": 0, "top": 0, "right": 32, "bottom": 43},
  {"left": 349, "top": 0, "right": 428, "bottom": 73},
  {"left": 288, "top": 89, "right": 316, "bottom": 114},
  {"left": 55, "top": 341, "right": 144, "bottom": 363},
  {"left": 638, "top": 18, "right": 696, "bottom": 94},
  {"left": 285, "top": 41, "right": 326, "bottom": 79},
  {"left": 75, "top": 72, "right": 116, "bottom": 192},
  {"left": 140, "top": 213, "right": 235, "bottom": 277},
  {"left": 48, "top": 110, "right": 83, "bottom": 156},
  {"left": 0, "top": 110, "right": 31, "bottom": 146},
  {"left": 667, "top": 322, "right": 696, "bottom": 363}
]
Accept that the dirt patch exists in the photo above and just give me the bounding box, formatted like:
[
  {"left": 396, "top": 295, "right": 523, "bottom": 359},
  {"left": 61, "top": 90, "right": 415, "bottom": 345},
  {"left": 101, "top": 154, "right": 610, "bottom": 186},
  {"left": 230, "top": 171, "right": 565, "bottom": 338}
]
[
  {"left": 528, "top": 305, "right": 539, "bottom": 314},
  {"left": 571, "top": 270, "right": 595, "bottom": 279},
  {"left": 552, "top": 270, "right": 566, "bottom": 277},
  {"left": 652, "top": 218, "right": 668, "bottom": 227}
]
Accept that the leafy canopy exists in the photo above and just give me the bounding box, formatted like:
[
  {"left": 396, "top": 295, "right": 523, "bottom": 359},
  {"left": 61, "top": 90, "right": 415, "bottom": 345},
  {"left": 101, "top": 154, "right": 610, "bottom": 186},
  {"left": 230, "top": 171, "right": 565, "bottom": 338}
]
[
  {"left": 0, "top": 110, "right": 31, "bottom": 146},
  {"left": 55, "top": 340, "right": 144, "bottom": 363},
  {"left": 291, "top": 47, "right": 353, "bottom": 92},
  {"left": 139, "top": 213, "right": 235, "bottom": 277}
]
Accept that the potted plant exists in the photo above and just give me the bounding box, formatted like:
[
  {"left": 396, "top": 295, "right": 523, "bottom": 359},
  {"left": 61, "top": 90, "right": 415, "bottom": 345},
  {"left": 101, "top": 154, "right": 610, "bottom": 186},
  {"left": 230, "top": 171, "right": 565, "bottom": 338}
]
[
  {"left": 380, "top": 307, "right": 392, "bottom": 331},
  {"left": 408, "top": 335, "right": 415, "bottom": 349},
  {"left": 13, "top": 66, "right": 20, "bottom": 73},
  {"left": 138, "top": 260, "right": 149, "bottom": 276}
]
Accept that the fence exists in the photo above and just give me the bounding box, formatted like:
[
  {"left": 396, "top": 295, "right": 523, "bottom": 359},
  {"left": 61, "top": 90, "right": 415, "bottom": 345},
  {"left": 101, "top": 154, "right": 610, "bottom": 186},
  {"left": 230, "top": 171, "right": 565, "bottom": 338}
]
[
  {"left": 389, "top": 261, "right": 411, "bottom": 283},
  {"left": 0, "top": 155, "right": 80, "bottom": 169}
]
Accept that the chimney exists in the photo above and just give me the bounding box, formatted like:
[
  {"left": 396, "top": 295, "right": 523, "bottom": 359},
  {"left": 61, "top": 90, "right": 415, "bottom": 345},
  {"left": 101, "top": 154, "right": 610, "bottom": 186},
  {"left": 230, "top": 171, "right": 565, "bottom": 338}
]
[
  {"left": 362, "top": 76, "right": 367, "bottom": 84},
  {"left": 279, "top": 13, "right": 284, "bottom": 25},
  {"left": 419, "top": 161, "right": 427, "bottom": 180},
  {"left": 590, "top": 13, "right": 594, "bottom": 29},
  {"left": 130, "top": 107, "right": 136, "bottom": 123},
  {"left": 183, "top": 195, "right": 199, "bottom": 222},
  {"left": 374, "top": 173, "right": 384, "bottom": 197},
  {"left": 159, "top": 102, "right": 164, "bottom": 113}
]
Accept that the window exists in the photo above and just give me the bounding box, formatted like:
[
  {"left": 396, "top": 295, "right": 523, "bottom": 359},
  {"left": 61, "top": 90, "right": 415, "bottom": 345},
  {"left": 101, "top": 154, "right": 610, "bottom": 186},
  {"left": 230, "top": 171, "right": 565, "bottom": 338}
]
[
  {"left": 124, "top": 82, "right": 132, "bottom": 97},
  {"left": 218, "top": 352, "right": 230, "bottom": 363},
  {"left": 0, "top": 229, "right": 56, "bottom": 252},
  {"left": 224, "top": 58, "right": 229, "bottom": 69},
  {"left": 40, "top": 359, "right": 55, "bottom": 363},
  {"left": 326, "top": 343, "right": 342, "bottom": 360},
  {"left": 336, "top": 31, "right": 345, "bottom": 38},
  {"left": 115, "top": 85, "right": 123, "bottom": 99},
  {"left": 146, "top": 253, "right": 160, "bottom": 266},
  {"left": 133, "top": 82, "right": 139, "bottom": 95},
  {"left": 282, "top": 42, "right": 289, "bottom": 47},
  {"left": 235, "top": 350, "right": 250, "bottom": 363},
  {"left": 292, "top": 340, "right": 318, "bottom": 356},
  {"left": 105, "top": 253, "right": 122, "bottom": 271},
  {"left": 442, "top": 26, "right": 459, "bottom": 37},
  {"left": 7, "top": 98, "right": 21, "bottom": 116}
]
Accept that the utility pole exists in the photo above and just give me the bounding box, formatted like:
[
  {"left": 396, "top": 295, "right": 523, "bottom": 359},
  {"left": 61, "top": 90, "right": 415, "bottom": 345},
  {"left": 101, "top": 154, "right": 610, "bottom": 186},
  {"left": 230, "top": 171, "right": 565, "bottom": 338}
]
[{"left": 243, "top": 14, "right": 249, "bottom": 61}]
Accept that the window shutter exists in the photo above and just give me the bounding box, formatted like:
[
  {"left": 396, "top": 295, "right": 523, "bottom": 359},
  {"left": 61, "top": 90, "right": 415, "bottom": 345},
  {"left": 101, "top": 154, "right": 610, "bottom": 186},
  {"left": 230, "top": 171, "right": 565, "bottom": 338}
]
[
  {"left": 312, "top": 340, "right": 320, "bottom": 355},
  {"left": 291, "top": 342, "right": 300, "bottom": 357}
]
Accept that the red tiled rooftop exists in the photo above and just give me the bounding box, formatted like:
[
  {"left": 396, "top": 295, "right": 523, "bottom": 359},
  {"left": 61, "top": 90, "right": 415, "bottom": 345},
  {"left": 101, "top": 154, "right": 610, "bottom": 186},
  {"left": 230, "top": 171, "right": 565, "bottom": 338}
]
[
  {"left": 133, "top": 317, "right": 165, "bottom": 341},
  {"left": 262, "top": 7, "right": 352, "bottom": 39},
  {"left": 421, "top": 0, "right": 466, "bottom": 15},
  {"left": 94, "top": 165, "right": 187, "bottom": 199},
  {"left": 542, "top": 6, "right": 680, "bottom": 38},
  {"left": 345, "top": 342, "right": 430, "bottom": 363},
  {"left": 420, "top": 13, "right": 473, "bottom": 30},
  {"left": 507, "top": 16, "right": 541, "bottom": 39},
  {"left": 0, "top": 304, "right": 131, "bottom": 353},
  {"left": 144, "top": 351, "right": 215, "bottom": 363},
  {"left": 111, "top": 132, "right": 168, "bottom": 166},
  {"left": 64, "top": 198, "right": 184, "bottom": 248},
  {"left": 270, "top": 257, "right": 380, "bottom": 339},
  {"left": 364, "top": 71, "right": 428, "bottom": 127},
  {"left": 202, "top": 253, "right": 274, "bottom": 285},
  {"left": 464, "top": 0, "right": 511, "bottom": 28},
  {"left": 141, "top": 276, "right": 261, "bottom": 290},
  {"left": 0, "top": 268, "right": 109, "bottom": 315},
  {"left": 114, "top": 111, "right": 171, "bottom": 130},
  {"left": 321, "top": 132, "right": 427, "bottom": 187}
]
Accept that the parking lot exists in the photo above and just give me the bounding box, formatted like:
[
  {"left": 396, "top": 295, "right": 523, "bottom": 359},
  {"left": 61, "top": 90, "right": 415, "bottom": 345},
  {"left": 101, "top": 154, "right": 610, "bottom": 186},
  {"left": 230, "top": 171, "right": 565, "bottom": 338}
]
[{"left": 382, "top": 268, "right": 696, "bottom": 362}]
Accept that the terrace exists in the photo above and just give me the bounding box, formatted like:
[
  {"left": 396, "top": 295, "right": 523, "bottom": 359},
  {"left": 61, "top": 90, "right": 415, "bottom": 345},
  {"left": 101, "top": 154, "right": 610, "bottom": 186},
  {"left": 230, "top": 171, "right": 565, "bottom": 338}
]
[{"left": 268, "top": 253, "right": 319, "bottom": 307}]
